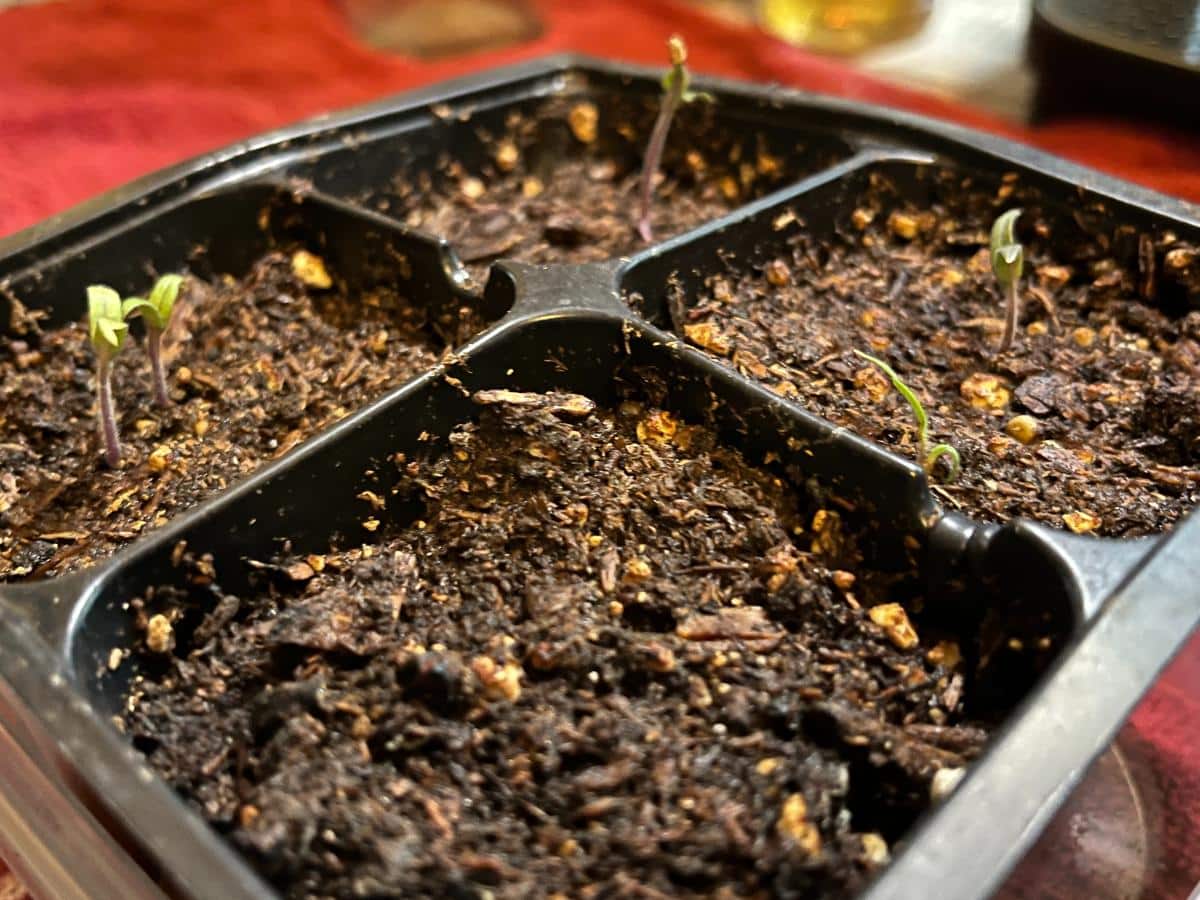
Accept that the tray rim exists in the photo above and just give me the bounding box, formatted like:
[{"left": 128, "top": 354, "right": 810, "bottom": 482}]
[{"left": 4, "top": 53, "right": 1200, "bottom": 268}]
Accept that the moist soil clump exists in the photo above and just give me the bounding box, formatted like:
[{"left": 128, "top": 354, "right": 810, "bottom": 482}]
[
  {"left": 125, "top": 390, "right": 989, "bottom": 900},
  {"left": 657, "top": 172, "right": 1200, "bottom": 536},
  {"left": 0, "top": 251, "right": 475, "bottom": 581}
]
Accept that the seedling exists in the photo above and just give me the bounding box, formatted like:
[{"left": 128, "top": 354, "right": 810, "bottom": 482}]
[
  {"left": 636, "top": 35, "right": 712, "bottom": 243},
  {"left": 854, "top": 350, "right": 961, "bottom": 482},
  {"left": 87, "top": 286, "right": 132, "bottom": 467},
  {"left": 122, "top": 274, "right": 183, "bottom": 406},
  {"left": 990, "top": 209, "right": 1024, "bottom": 354}
]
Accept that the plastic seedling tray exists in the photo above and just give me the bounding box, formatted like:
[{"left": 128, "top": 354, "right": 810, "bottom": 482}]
[{"left": 0, "top": 56, "right": 1198, "bottom": 900}]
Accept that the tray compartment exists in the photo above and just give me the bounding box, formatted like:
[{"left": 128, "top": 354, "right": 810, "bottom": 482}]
[
  {"left": 620, "top": 155, "right": 1200, "bottom": 536},
  {"left": 0, "top": 183, "right": 506, "bottom": 583},
  {"left": 56, "top": 314, "right": 1079, "bottom": 900}
]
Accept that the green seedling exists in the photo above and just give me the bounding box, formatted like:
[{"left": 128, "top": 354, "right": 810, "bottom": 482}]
[
  {"left": 87, "top": 285, "right": 133, "bottom": 467},
  {"left": 854, "top": 350, "right": 961, "bottom": 482},
  {"left": 122, "top": 274, "right": 183, "bottom": 407},
  {"left": 636, "top": 35, "right": 713, "bottom": 243},
  {"left": 990, "top": 209, "right": 1024, "bottom": 354}
]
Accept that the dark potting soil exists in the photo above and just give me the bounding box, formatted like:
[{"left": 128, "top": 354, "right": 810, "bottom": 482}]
[
  {"left": 123, "top": 389, "right": 998, "bottom": 900},
  {"left": 401, "top": 154, "right": 736, "bottom": 287},
  {"left": 0, "top": 250, "right": 478, "bottom": 581},
  {"left": 650, "top": 169, "right": 1200, "bottom": 537},
  {"left": 392, "top": 98, "right": 840, "bottom": 286}
]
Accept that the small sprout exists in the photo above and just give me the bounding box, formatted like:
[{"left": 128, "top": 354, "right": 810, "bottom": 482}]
[
  {"left": 636, "top": 35, "right": 713, "bottom": 243},
  {"left": 123, "top": 274, "right": 184, "bottom": 406},
  {"left": 990, "top": 209, "right": 1024, "bottom": 354},
  {"left": 854, "top": 350, "right": 961, "bottom": 482},
  {"left": 861, "top": 833, "right": 890, "bottom": 867},
  {"left": 87, "top": 285, "right": 131, "bottom": 467},
  {"left": 291, "top": 250, "right": 333, "bottom": 289}
]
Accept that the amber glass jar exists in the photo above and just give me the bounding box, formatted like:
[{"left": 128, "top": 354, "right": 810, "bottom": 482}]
[{"left": 757, "top": 0, "right": 933, "bottom": 54}]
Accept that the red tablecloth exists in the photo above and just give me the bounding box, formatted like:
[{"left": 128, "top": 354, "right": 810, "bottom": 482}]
[{"left": 1, "top": 0, "right": 1197, "bottom": 896}]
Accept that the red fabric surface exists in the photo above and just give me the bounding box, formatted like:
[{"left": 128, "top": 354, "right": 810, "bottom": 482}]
[{"left": 1, "top": 0, "right": 1198, "bottom": 895}]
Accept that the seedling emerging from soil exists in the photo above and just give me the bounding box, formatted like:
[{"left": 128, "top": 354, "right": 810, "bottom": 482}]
[
  {"left": 87, "top": 286, "right": 131, "bottom": 467},
  {"left": 636, "top": 35, "right": 712, "bottom": 243},
  {"left": 122, "top": 274, "right": 183, "bottom": 406},
  {"left": 990, "top": 209, "right": 1024, "bottom": 353},
  {"left": 854, "top": 350, "right": 961, "bottom": 482}
]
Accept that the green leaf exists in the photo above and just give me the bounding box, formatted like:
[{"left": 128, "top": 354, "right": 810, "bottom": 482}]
[
  {"left": 98, "top": 318, "right": 126, "bottom": 349},
  {"left": 121, "top": 296, "right": 159, "bottom": 328},
  {"left": 853, "top": 350, "right": 961, "bottom": 483},
  {"left": 87, "top": 285, "right": 121, "bottom": 324},
  {"left": 996, "top": 245, "right": 1021, "bottom": 265},
  {"left": 990, "top": 208, "right": 1021, "bottom": 248},
  {"left": 662, "top": 65, "right": 688, "bottom": 98},
  {"left": 148, "top": 274, "right": 183, "bottom": 324},
  {"left": 853, "top": 350, "right": 928, "bottom": 444},
  {"left": 119, "top": 275, "right": 183, "bottom": 331},
  {"left": 926, "top": 444, "right": 962, "bottom": 482},
  {"left": 87, "top": 285, "right": 127, "bottom": 353},
  {"left": 990, "top": 209, "right": 1023, "bottom": 287}
]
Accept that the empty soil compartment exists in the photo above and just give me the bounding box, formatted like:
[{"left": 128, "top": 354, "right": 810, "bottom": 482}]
[{"left": 119, "top": 387, "right": 1060, "bottom": 900}]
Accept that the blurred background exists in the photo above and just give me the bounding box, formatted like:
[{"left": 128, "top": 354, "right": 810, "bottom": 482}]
[
  {"left": 336, "top": 0, "right": 1032, "bottom": 116},
  {"left": 4, "top": 0, "right": 1200, "bottom": 238},
  {"left": 336, "top": 0, "right": 1200, "bottom": 126},
  {"left": 339, "top": 0, "right": 1032, "bottom": 113}
]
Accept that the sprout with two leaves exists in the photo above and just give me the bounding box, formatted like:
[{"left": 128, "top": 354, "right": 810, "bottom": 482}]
[
  {"left": 122, "top": 274, "right": 183, "bottom": 407},
  {"left": 86, "top": 274, "right": 185, "bottom": 467},
  {"left": 991, "top": 209, "right": 1024, "bottom": 354},
  {"left": 636, "top": 35, "right": 713, "bottom": 243},
  {"left": 87, "top": 286, "right": 134, "bottom": 468},
  {"left": 854, "top": 350, "right": 961, "bottom": 483}
]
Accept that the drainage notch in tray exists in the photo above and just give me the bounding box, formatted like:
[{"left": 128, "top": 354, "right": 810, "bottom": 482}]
[{"left": 0, "top": 53, "right": 1196, "bottom": 900}]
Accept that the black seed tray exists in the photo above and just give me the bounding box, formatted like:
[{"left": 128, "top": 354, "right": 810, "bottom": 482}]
[{"left": 0, "top": 56, "right": 1197, "bottom": 900}]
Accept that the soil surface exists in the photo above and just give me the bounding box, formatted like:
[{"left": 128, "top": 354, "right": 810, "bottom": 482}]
[
  {"left": 391, "top": 98, "right": 842, "bottom": 285},
  {"left": 0, "top": 250, "right": 478, "bottom": 581},
  {"left": 402, "top": 154, "right": 740, "bottom": 287},
  {"left": 653, "top": 170, "right": 1200, "bottom": 536},
  {"left": 125, "top": 390, "right": 993, "bottom": 900}
]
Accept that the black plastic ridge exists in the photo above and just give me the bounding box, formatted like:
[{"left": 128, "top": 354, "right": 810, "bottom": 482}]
[
  {"left": 0, "top": 54, "right": 1197, "bottom": 900},
  {"left": 863, "top": 508, "right": 1200, "bottom": 900},
  {"left": 615, "top": 147, "right": 934, "bottom": 320}
]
